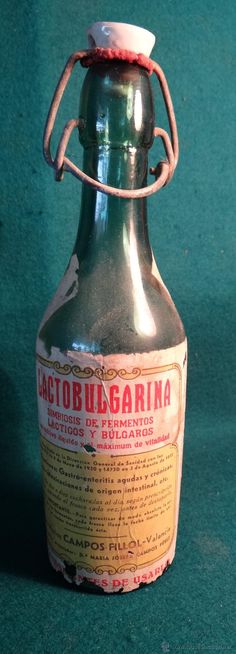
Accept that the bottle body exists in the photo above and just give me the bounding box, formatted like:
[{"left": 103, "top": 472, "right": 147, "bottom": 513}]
[{"left": 36, "top": 62, "right": 187, "bottom": 593}]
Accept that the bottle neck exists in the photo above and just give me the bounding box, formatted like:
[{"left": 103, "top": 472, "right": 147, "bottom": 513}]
[
  {"left": 74, "top": 145, "right": 152, "bottom": 269},
  {"left": 73, "top": 62, "right": 155, "bottom": 268}
]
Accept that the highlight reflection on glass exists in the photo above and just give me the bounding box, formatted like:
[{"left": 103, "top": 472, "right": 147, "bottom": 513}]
[
  {"left": 123, "top": 222, "right": 157, "bottom": 337},
  {"left": 134, "top": 89, "right": 142, "bottom": 131},
  {"left": 94, "top": 151, "right": 108, "bottom": 235}
]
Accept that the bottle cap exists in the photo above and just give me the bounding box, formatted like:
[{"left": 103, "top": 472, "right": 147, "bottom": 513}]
[{"left": 87, "top": 22, "right": 155, "bottom": 57}]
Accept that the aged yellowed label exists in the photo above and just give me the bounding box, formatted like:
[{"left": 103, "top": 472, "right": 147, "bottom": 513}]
[{"left": 36, "top": 341, "right": 187, "bottom": 592}]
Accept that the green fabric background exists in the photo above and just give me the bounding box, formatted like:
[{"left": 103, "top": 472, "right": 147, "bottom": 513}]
[{"left": 1, "top": 0, "right": 235, "bottom": 652}]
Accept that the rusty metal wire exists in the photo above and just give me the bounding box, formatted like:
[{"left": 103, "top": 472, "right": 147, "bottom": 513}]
[{"left": 43, "top": 48, "right": 179, "bottom": 198}]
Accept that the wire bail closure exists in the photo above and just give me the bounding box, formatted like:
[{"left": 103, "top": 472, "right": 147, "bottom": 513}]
[{"left": 43, "top": 48, "right": 179, "bottom": 199}]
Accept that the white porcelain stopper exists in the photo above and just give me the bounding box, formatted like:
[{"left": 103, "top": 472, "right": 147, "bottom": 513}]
[{"left": 87, "top": 22, "right": 155, "bottom": 57}]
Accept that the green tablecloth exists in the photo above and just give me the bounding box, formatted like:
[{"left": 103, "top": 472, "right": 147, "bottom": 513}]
[{"left": 1, "top": 1, "right": 235, "bottom": 652}]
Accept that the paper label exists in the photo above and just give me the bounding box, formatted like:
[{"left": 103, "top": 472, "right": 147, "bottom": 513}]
[{"left": 36, "top": 340, "right": 187, "bottom": 593}]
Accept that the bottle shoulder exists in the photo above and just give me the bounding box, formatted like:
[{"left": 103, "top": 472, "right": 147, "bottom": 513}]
[{"left": 37, "top": 262, "right": 185, "bottom": 357}]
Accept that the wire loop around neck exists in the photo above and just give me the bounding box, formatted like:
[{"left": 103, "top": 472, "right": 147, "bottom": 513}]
[{"left": 43, "top": 48, "right": 179, "bottom": 198}]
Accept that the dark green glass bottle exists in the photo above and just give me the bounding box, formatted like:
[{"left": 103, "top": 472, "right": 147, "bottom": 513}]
[{"left": 36, "top": 23, "right": 187, "bottom": 594}]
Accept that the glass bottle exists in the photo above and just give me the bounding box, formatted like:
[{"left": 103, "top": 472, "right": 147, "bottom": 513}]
[{"left": 36, "top": 22, "right": 187, "bottom": 594}]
